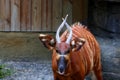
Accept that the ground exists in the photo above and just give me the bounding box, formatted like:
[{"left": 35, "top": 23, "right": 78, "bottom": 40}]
[
  {"left": 0, "top": 36, "right": 120, "bottom": 80},
  {"left": 1, "top": 61, "right": 53, "bottom": 80}
]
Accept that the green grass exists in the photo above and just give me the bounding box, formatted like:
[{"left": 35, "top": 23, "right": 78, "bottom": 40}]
[{"left": 0, "top": 64, "right": 12, "bottom": 79}]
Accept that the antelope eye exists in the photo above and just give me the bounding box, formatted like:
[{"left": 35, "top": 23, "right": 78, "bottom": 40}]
[
  {"left": 56, "top": 49, "right": 59, "bottom": 53},
  {"left": 65, "top": 50, "right": 70, "bottom": 54}
]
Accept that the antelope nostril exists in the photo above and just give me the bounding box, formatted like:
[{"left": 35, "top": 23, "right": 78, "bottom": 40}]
[{"left": 59, "top": 65, "right": 64, "bottom": 73}]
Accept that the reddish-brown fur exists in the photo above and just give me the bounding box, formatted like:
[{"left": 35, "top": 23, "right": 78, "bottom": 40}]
[{"left": 52, "top": 23, "right": 103, "bottom": 80}]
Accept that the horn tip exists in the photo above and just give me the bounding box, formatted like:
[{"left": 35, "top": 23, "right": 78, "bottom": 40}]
[{"left": 66, "top": 14, "right": 68, "bottom": 17}]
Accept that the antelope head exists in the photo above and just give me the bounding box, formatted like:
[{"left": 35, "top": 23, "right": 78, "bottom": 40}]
[{"left": 39, "top": 15, "right": 85, "bottom": 75}]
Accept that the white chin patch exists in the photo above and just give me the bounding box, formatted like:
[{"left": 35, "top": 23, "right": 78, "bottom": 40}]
[{"left": 57, "top": 71, "right": 65, "bottom": 75}]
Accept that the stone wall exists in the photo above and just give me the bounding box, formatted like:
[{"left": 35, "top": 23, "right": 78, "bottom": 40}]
[
  {"left": 0, "top": 32, "right": 52, "bottom": 61},
  {"left": 88, "top": 0, "right": 120, "bottom": 38},
  {"left": 97, "top": 37, "right": 120, "bottom": 80}
]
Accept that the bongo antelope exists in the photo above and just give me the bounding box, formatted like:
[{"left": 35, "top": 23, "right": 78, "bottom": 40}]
[{"left": 39, "top": 15, "right": 103, "bottom": 80}]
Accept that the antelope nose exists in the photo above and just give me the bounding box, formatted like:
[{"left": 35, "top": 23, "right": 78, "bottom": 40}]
[{"left": 59, "top": 65, "right": 64, "bottom": 73}]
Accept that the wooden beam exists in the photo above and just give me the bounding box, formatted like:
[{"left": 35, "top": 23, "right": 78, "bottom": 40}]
[
  {"left": 20, "top": 0, "right": 32, "bottom": 31},
  {"left": 11, "top": 0, "right": 20, "bottom": 31},
  {"left": 72, "top": 0, "right": 88, "bottom": 23}
]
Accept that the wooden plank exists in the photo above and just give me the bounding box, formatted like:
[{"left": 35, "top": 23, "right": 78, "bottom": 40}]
[
  {"left": 20, "top": 0, "right": 32, "bottom": 31},
  {"left": 11, "top": 0, "right": 20, "bottom": 31},
  {"left": 0, "top": 20, "right": 5, "bottom": 31},
  {"left": 0, "top": 0, "right": 5, "bottom": 20},
  {"left": 0, "top": 0, "right": 11, "bottom": 31},
  {"left": 62, "top": 0, "right": 72, "bottom": 24},
  {"left": 32, "top": 0, "right": 41, "bottom": 31},
  {"left": 52, "top": 0, "right": 62, "bottom": 31},
  {"left": 72, "top": 0, "right": 88, "bottom": 22},
  {"left": 41, "top": 0, "right": 47, "bottom": 31},
  {"left": 0, "top": 0, "right": 1, "bottom": 19},
  {"left": 4, "top": 0, "right": 11, "bottom": 31},
  {"left": 82, "top": 0, "right": 88, "bottom": 21},
  {"left": 46, "top": 0, "right": 52, "bottom": 31},
  {"left": 0, "top": 0, "right": 5, "bottom": 31},
  {"left": 26, "top": 0, "right": 32, "bottom": 31},
  {"left": 0, "top": 0, "right": 64, "bottom": 32},
  {"left": 72, "top": 0, "right": 83, "bottom": 22},
  {"left": 40, "top": 0, "right": 53, "bottom": 32},
  {"left": 20, "top": 0, "right": 26, "bottom": 31}
]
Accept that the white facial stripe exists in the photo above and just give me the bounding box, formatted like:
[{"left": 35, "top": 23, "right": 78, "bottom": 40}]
[
  {"left": 78, "top": 42, "right": 83, "bottom": 45},
  {"left": 59, "top": 55, "right": 65, "bottom": 57},
  {"left": 50, "top": 39, "right": 55, "bottom": 44},
  {"left": 58, "top": 54, "right": 68, "bottom": 58},
  {"left": 71, "top": 40, "right": 75, "bottom": 46},
  {"left": 41, "top": 39, "right": 47, "bottom": 42}
]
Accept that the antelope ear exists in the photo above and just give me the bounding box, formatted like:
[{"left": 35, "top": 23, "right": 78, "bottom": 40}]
[
  {"left": 39, "top": 34, "right": 56, "bottom": 50},
  {"left": 71, "top": 38, "right": 85, "bottom": 52}
]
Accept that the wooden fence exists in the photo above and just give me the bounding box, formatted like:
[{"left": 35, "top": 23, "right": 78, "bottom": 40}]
[{"left": 0, "top": 0, "right": 72, "bottom": 32}]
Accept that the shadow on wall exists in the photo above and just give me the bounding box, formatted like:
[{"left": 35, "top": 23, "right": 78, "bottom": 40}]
[
  {"left": 88, "top": 0, "right": 120, "bottom": 38},
  {"left": 87, "top": 1, "right": 120, "bottom": 79}
]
